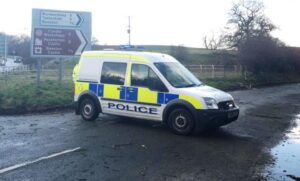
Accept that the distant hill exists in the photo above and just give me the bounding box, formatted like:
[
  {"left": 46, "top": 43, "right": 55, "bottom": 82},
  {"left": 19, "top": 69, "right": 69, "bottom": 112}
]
[
  {"left": 93, "top": 45, "right": 238, "bottom": 65},
  {"left": 287, "top": 46, "right": 300, "bottom": 52}
]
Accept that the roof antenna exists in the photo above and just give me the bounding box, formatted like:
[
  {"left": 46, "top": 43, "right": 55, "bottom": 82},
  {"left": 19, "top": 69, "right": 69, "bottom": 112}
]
[{"left": 127, "top": 16, "right": 131, "bottom": 46}]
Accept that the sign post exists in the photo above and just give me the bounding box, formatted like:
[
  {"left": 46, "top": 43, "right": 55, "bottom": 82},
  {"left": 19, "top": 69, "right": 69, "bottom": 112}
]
[
  {"left": 0, "top": 33, "right": 7, "bottom": 59},
  {"left": 37, "top": 59, "right": 41, "bottom": 84},
  {"left": 31, "top": 9, "right": 91, "bottom": 84},
  {"left": 59, "top": 58, "right": 64, "bottom": 84}
]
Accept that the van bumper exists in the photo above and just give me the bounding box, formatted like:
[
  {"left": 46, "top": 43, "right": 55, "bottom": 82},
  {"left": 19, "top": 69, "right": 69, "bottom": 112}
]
[{"left": 195, "top": 107, "right": 239, "bottom": 132}]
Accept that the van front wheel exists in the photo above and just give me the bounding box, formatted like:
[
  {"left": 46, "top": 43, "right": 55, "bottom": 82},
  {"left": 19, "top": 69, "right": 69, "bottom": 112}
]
[
  {"left": 80, "top": 98, "right": 98, "bottom": 121},
  {"left": 168, "top": 108, "right": 195, "bottom": 135}
]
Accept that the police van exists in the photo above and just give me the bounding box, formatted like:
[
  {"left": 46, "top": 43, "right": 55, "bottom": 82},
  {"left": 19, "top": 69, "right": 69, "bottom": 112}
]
[{"left": 73, "top": 51, "right": 239, "bottom": 135}]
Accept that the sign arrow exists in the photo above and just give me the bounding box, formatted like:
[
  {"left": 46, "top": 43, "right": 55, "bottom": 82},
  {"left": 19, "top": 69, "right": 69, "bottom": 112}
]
[
  {"left": 76, "top": 14, "right": 82, "bottom": 26},
  {"left": 40, "top": 10, "right": 84, "bottom": 27},
  {"left": 75, "top": 30, "right": 87, "bottom": 55}
]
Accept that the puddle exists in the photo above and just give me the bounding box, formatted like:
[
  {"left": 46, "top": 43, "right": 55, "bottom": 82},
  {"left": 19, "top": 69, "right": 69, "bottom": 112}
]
[{"left": 266, "top": 114, "right": 300, "bottom": 181}]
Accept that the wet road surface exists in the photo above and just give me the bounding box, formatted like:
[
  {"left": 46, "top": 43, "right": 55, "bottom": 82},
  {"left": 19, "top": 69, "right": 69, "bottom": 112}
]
[
  {"left": 265, "top": 111, "right": 300, "bottom": 180},
  {"left": 0, "top": 84, "right": 299, "bottom": 181}
]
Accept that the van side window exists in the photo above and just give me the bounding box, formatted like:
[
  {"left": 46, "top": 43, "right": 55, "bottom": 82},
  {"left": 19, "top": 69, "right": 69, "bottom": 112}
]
[
  {"left": 101, "top": 62, "right": 127, "bottom": 85},
  {"left": 131, "top": 64, "right": 168, "bottom": 92}
]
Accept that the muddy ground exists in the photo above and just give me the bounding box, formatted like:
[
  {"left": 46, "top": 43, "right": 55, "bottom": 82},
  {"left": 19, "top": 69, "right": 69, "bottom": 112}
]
[{"left": 0, "top": 84, "right": 299, "bottom": 181}]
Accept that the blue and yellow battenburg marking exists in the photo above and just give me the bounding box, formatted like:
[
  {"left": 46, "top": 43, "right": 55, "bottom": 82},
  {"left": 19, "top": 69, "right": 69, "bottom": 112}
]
[{"left": 75, "top": 82, "right": 203, "bottom": 109}]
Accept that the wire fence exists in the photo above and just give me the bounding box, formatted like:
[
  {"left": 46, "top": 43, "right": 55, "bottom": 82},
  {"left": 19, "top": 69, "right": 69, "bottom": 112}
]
[
  {"left": 185, "top": 64, "right": 243, "bottom": 79},
  {"left": 0, "top": 64, "right": 243, "bottom": 89},
  {"left": 0, "top": 65, "right": 31, "bottom": 74},
  {"left": 0, "top": 64, "right": 73, "bottom": 90}
]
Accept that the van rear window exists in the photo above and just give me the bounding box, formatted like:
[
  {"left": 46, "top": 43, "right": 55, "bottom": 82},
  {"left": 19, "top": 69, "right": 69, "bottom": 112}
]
[{"left": 101, "top": 62, "right": 127, "bottom": 85}]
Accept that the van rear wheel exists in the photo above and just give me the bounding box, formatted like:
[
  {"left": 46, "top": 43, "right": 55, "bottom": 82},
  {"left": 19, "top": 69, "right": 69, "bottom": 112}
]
[
  {"left": 168, "top": 108, "right": 195, "bottom": 135},
  {"left": 80, "top": 98, "right": 98, "bottom": 121}
]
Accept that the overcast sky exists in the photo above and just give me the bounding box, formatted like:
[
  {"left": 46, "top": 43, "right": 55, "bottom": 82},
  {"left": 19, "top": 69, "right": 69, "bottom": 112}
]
[{"left": 1, "top": 0, "right": 299, "bottom": 48}]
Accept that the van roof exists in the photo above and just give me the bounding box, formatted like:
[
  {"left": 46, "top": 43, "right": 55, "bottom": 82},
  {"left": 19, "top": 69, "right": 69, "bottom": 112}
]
[{"left": 81, "top": 51, "right": 177, "bottom": 63}]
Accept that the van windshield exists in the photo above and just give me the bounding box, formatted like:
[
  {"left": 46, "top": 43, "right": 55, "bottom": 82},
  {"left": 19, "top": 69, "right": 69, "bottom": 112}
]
[{"left": 154, "top": 62, "right": 202, "bottom": 88}]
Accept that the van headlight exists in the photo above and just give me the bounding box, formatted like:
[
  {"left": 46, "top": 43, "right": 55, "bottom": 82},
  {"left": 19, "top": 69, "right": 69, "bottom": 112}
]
[{"left": 204, "top": 97, "right": 218, "bottom": 109}]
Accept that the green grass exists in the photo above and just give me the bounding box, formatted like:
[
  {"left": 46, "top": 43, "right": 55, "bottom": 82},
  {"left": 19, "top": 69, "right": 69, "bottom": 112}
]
[
  {"left": 1, "top": 73, "right": 299, "bottom": 114},
  {"left": 0, "top": 69, "right": 73, "bottom": 88},
  {"left": 204, "top": 73, "right": 300, "bottom": 90},
  {"left": 1, "top": 67, "right": 243, "bottom": 113},
  {"left": 1, "top": 54, "right": 299, "bottom": 114},
  {"left": 0, "top": 69, "right": 74, "bottom": 113},
  {"left": 204, "top": 79, "right": 244, "bottom": 90},
  {"left": 0, "top": 81, "right": 73, "bottom": 110}
]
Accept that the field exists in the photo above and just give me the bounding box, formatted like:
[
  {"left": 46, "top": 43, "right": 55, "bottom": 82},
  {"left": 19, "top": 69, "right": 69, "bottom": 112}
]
[
  {"left": 95, "top": 45, "right": 238, "bottom": 65},
  {"left": 1, "top": 46, "right": 299, "bottom": 113},
  {"left": 0, "top": 61, "right": 75, "bottom": 112},
  {"left": 0, "top": 64, "right": 243, "bottom": 113}
]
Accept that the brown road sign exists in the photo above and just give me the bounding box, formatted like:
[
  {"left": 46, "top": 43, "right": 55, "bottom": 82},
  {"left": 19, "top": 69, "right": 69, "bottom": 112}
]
[{"left": 32, "top": 28, "right": 87, "bottom": 56}]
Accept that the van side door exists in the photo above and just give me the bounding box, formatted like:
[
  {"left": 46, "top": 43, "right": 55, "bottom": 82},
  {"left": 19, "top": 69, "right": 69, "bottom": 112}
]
[
  {"left": 125, "top": 63, "right": 168, "bottom": 121},
  {"left": 100, "top": 62, "right": 128, "bottom": 114}
]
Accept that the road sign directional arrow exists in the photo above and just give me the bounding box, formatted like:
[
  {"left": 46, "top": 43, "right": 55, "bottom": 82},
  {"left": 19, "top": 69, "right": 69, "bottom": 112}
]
[
  {"left": 41, "top": 10, "right": 84, "bottom": 27},
  {"left": 75, "top": 30, "right": 87, "bottom": 55},
  {"left": 75, "top": 14, "right": 83, "bottom": 26}
]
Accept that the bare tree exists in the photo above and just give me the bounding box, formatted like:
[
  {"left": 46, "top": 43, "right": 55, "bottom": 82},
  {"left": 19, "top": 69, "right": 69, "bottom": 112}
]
[
  {"left": 91, "top": 36, "right": 100, "bottom": 50},
  {"left": 201, "top": 0, "right": 300, "bottom": 76},
  {"left": 7, "top": 35, "right": 34, "bottom": 65},
  {"left": 224, "top": 0, "right": 276, "bottom": 48},
  {"left": 219, "top": 0, "right": 289, "bottom": 76},
  {"left": 203, "top": 35, "right": 219, "bottom": 50},
  {"left": 203, "top": 32, "right": 228, "bottom": 50}
]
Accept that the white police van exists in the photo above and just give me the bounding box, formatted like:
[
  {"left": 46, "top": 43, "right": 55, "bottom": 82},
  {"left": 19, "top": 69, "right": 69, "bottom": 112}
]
[{"left": 73, "top": 51, "right": 239, "bottom": 135}]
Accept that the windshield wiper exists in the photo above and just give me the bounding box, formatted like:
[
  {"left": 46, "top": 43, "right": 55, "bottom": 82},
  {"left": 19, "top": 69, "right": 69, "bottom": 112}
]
[
  {"left": 176, "top": 82, "right": 204, "bottom": 88},
  {"left": 178, "top": 84, "right": 197, "bottom": 88}
]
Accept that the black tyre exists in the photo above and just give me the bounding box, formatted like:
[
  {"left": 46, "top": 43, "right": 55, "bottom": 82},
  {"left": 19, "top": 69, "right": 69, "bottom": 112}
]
[
  {"left": 168, "top": 108, "right": 195, "bottom": 135},
  {"left": 79, "top": 98, "right": 99, "bottom": 121}
]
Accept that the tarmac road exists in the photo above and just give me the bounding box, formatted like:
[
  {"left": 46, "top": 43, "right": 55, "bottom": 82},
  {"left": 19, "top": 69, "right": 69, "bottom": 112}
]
[{"left": 0, "top": 84, "right": 299, "bottom": 181}]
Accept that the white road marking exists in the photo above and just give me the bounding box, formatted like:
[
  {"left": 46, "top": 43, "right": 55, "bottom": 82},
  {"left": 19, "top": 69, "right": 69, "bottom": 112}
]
[{"left": 0, "top": 147, "right": 81, "bottom": 174}]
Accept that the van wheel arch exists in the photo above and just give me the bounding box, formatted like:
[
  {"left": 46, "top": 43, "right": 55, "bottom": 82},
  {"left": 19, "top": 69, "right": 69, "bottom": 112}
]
[
  {"left": 78, "top": 91, "right": 102, "bottom": 113},
  {"left": 163, "top": 100, "right": 197, "bottom": 123}
]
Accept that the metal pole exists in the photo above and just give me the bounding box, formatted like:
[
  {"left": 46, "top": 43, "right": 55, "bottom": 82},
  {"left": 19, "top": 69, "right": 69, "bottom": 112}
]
[
  {"left": 4, "top": 33, "right": 7, "bottom": 59},
  {"left": 58, "top": 58, "right": 63, "bottom": 84},
  {"left": 200, "top": 65, "right": 203, "bottom": 75},
  {"left": 37, "top": 59, "right": 41, "bottom": 85},
  {"left": 128, "top": 16, "right": 131, "bottom": 45}
]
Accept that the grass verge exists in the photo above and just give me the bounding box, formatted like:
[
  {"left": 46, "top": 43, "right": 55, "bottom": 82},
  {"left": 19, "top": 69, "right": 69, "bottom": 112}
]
[
  {"left": 0, "top": 73, "right": 299, "bottom": 115},
  {"left": 204, "top": 73, "right": 300, "bottom": 91},
  {"left": 0, "top": 80, "right": 73, "bottom": 114}
]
